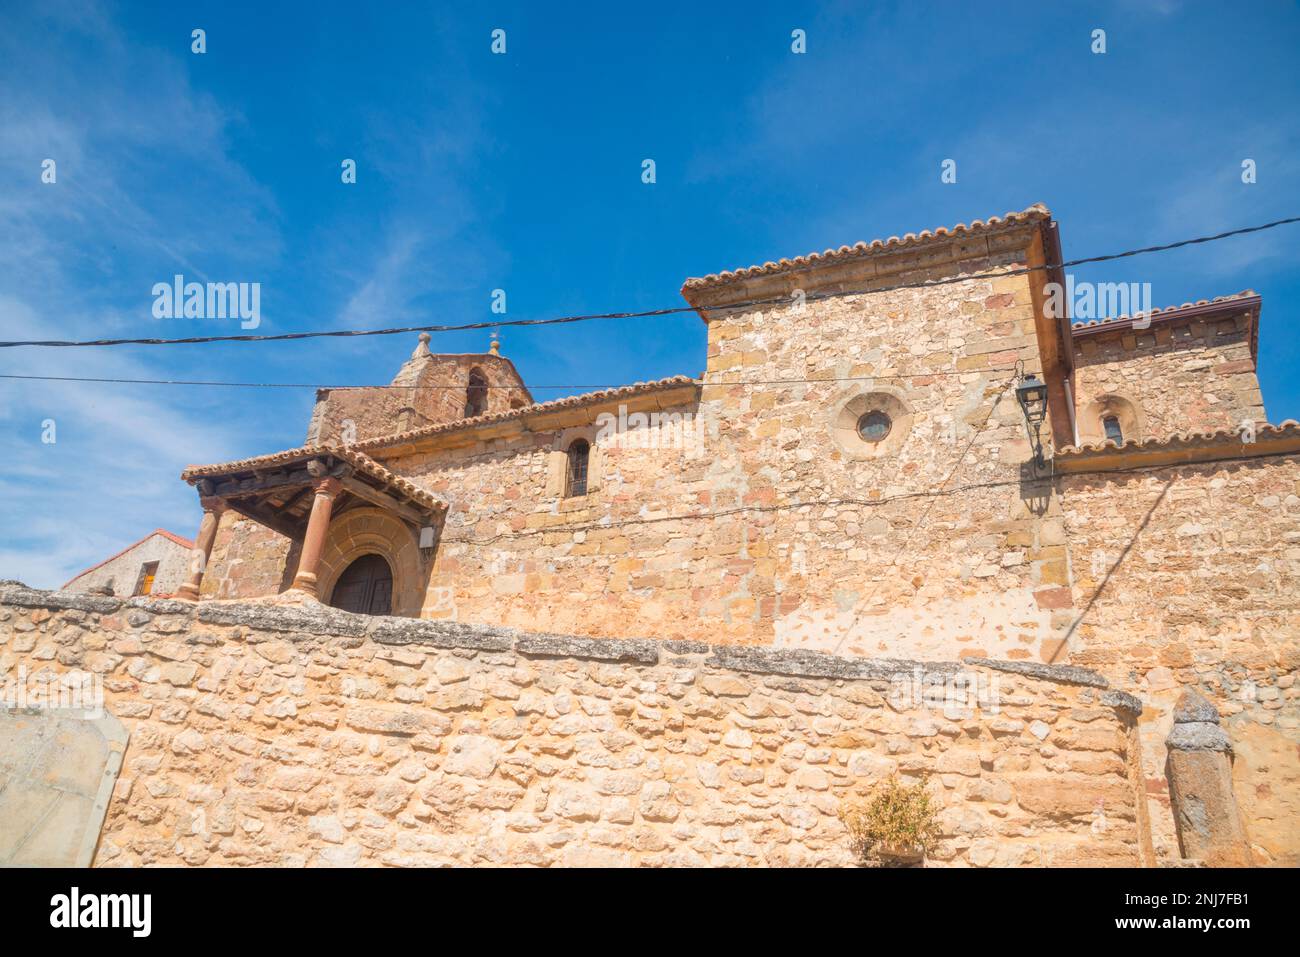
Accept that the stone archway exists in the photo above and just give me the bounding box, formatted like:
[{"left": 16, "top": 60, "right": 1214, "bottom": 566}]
[{"left": 316, "top": 507, "right": 426, "bottom": 617}]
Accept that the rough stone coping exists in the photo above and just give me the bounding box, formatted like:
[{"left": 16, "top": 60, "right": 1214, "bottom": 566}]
[
  {"left": 708, "top": 645, "right": 963, "bottom": 682},
  {"left": 1, "top": 583, "right": 1139, "bottom": 712},
  {"left": 368, "top": 618, "right": 514, "bottom": 652},
  {"left": 1100, "top": 690, "right": 1144, "bottom": 716},
  {"left": 1, "top": 584, "right": 122, "bottom": 615},
  {"left": 965, "top": 657, "right": 1110, "bottom": 690},
  {"left": 1167, "top": 721, "right": 1232, "bottom": 753},
  {"left": 1173, "top": 688, "right": 1220, "bottom": 724},
  {"left": 196, "top": 601, "right": 373, "bottom": 639},
  {"left": 516, "top": 633, "right": 660, "bottom": 664}
]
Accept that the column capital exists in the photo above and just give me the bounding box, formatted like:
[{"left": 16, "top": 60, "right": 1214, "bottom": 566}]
[
  {"left": 313, "top": 476, "right": 344, "bottom": 499},
  {"left": 199, "top": 496, "right": 228, "bottom": 514}
]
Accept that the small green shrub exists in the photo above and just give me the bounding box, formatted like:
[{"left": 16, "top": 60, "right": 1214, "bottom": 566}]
[{"left": 839, "top": 774, "right": 940, "bottom": 861}]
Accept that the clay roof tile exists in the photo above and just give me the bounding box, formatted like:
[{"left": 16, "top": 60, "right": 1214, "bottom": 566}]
[
  {"left": 1069, "top": 290, "right": 1258, "bottom": 329},
  {"left": 1056, "top": 420, "right": 1300, "bottom": 457},
  {"left": 349, "top": 374, "right": 699, "bottom": 453},
  {"left": 180, "top": 446, "right": 447, "bottom": 513},
  {"left": 680, "top": 204, "right": 1052, "bottom": 291}
]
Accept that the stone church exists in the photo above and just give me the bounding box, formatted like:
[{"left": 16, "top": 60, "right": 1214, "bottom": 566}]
[
  {"left": 163, "top": 203, "right": 1298, "bottom": 862},
  {"left": 4, "top": 204, "right": 1293, "bottom": 867}
]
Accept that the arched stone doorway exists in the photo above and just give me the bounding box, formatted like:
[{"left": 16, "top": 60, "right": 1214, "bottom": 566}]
[
  {"left": 328, "top": 553, "right": 394, "bottom": 615},
  {"left": 316, "top": 507, "right": 428, "bottom": 617}
]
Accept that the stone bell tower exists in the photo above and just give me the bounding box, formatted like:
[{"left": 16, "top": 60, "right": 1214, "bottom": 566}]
[{"left": 306, "top": 333, "right": 533, "bottom": 445}]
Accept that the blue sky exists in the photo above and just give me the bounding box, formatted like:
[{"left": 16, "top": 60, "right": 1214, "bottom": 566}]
[{"left": 2, "top": 0, "right": 1298, "bottom": 588}]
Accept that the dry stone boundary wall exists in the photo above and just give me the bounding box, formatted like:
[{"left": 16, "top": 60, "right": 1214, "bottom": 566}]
[{"left": 0, "top": 582, "right": 1147, "bottom": 867}]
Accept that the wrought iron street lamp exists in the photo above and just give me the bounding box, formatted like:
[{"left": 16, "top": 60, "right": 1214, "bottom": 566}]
[
  {"left": 1016, "top": 373, "right": 1050, "bottom": 468},
  {"left": 1016, "top": 374, "right": 1049, "bottom": 426}
]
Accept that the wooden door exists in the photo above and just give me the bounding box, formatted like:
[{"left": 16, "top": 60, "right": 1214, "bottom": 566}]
[{"left": 328, "top": 554, "right": 393, "bottom": 615}]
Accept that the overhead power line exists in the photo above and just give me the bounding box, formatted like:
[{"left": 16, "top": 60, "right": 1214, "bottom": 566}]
[
  {"left": 0, "top": 215, "right": 1294, "bottom": 350},
  {"left": 0, "top": 366, "right": 1022, "bottom": 391}
]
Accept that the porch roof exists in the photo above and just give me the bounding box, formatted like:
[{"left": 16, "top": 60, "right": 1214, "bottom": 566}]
[{"left": 180, "top": 445, "right": 445, "bottom": 540}]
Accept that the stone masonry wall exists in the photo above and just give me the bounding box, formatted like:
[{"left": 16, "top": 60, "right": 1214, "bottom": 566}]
[
  {"left": 1071, "top": 309, "right": 1264, "bottom": 445},
  {"left": 308, "top": 353, "right": 529, "bottom": 446},
  {"left": 0, "top": 584, "right": 1147, "bottom": 868},
  {"left": 367, "top": 240, "right": 1081, "bottom": 665},
  {"left": 200, "top": 513, "right": 297, "bottom": 600},
  {"left": 685, "top": 239, "right": 1066, "bottom": 659},
  {"left": 1059, "top": 457, "right": 1300, "bottom": 865}
]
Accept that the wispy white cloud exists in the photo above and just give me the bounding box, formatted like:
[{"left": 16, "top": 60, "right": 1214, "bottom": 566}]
[
  {"left": 337, "top": 227, "right": 430, "bottom": 327},
  {"left": 0, "top": 2, "right": 286, "bottom": 587},
  {"left": 324, "top": 62, "right": 506, "bottom": 340},
  {"left": 0, "top": 294, "right": 256, "bottom": 587},
  {"left": 0, "top": 1, "right": 512, "bottom": 586}
]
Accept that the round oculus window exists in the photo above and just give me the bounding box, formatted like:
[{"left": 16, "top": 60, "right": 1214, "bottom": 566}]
[{"left": 856, "top": 410, "right": 892, "bottom": 443}]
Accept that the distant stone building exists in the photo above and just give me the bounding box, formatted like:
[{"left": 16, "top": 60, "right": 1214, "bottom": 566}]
[
  {"left": 155, "top": 204, "right": 1298, "bottom": 865},
  {"left": 61, "top": 528, "right": 193, "bottom": 598}
]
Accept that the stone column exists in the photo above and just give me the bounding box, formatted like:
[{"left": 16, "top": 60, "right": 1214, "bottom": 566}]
[
  {"left": 1165, "top": 689, "right": 1252, "bottom": 867},
  {"left": 291, "top": 476, "right": 343, "bottom": 597},
  {"left": 177, "top": 497, "right": 226, "bottom": 600}
]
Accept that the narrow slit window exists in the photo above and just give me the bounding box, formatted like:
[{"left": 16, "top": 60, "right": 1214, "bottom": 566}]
[
  {"left": 565, "top": 439, "right": 590, "bottom": 497},
  {"left": 464, "top": 368, "right": 488, "bottom": 419},
  {"left": 1102, "top": 415, "right": 1124, "bottom": 445}
]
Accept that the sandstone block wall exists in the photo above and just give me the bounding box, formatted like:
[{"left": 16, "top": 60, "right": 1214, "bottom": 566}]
[
  {"left": 0, "top": 584, "right": 1147, "bottom": 868},
  {"left": 685, "top": 243, "right": 1064, "bottom": 658},
  {"left": 1072, "top": 308, "right": 1263, "bottom": 444},
  {"left": 1059, "top": 458, "right": 1300, "bottom": 865},
  {"left": 307, "top": 353, "right": 530, "bottom": 446},
  {"left": 368, "top": 245, "right": 1081, "bottom": 665},
  {"left": 200, "top": 514, "right": 297, "bottom": 600}
]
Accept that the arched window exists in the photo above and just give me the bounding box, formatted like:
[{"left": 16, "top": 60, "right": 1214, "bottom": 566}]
[
  {"left": 1082, "top": 393, "right": 1143, "bottom": 448},
  {"left": 1102, "top": 415, "right": 1124, "bottom": 445},
  {"left": 464, "top": 368, "right": 488, "bottom": 419},
  {"left": 565, "top": 439, "right": 590, "bottom": 497}
]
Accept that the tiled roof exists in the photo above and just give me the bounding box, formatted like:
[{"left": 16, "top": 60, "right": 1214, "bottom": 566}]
[
  {"left": 680, "top": 204, "right": 1052, "bottom": 291},
  {"left": 1069, "top": 291, "right": 1258, "bottom": 330},
  {"left": 180, "top": 377, "right": 699, "bottom": 491},
  {"left": 62, "top": 528, "right": 194, "bottom": 590},
  {"left": 1056, "top": 420, "right": 1300, "bottom": 457},
  {"left": 154, "top": 529, "right": 196, "bottom": 549},
  {"left": 181, "top": 445, "right": 446, "bottom": 512},
  {"left": 352, "top": 375, "right": 700, "bottom": 453}
]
